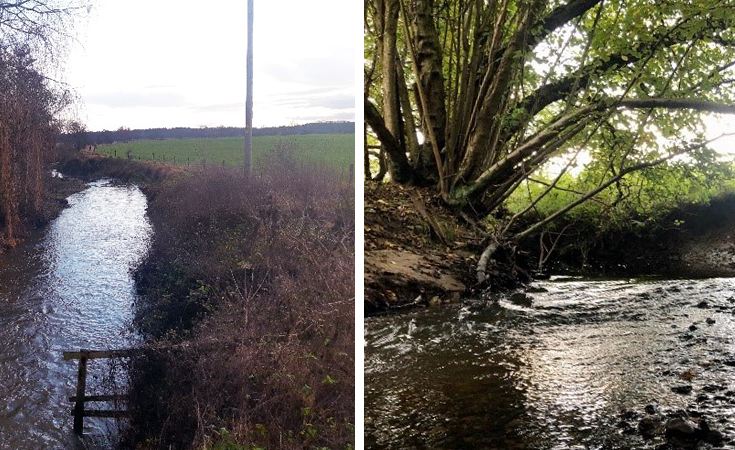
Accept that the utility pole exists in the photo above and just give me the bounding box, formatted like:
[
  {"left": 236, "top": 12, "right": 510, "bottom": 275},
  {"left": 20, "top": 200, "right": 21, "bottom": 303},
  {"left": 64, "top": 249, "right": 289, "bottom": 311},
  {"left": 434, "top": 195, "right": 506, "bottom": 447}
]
[{"left": 244, "top": 0, "right": 254, "bottom": 175}]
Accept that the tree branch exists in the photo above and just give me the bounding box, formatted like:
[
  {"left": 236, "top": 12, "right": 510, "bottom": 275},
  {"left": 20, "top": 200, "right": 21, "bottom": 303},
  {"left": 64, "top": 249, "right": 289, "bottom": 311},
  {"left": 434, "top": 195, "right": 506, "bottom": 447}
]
[
  {"left": 618, "top": 98, "right": 735, "bottom": 114},
  {"left": 364, "top": 96, "right": 412, "bottom": 182},
  {"left": 515, "top": 133, "right": 735, "bottom": 240}
]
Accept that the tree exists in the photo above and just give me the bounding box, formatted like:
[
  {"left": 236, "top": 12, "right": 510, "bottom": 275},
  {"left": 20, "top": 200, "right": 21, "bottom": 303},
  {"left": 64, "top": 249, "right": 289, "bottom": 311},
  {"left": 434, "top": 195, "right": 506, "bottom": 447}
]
[
  {"left": 0, "top": 0, "right": 86, "bottom": 246},
  {"left": 0, "top": 0, "right": 87, "bottom": 48},
  {"left": 65, "top": 119, "right": 87, "bottom": 150},
  {"left": 0, "top": 45, "right": 69, "bottom": 245},
  {"left": 365, "top": 0, "right": 735, "bottom": 242}
]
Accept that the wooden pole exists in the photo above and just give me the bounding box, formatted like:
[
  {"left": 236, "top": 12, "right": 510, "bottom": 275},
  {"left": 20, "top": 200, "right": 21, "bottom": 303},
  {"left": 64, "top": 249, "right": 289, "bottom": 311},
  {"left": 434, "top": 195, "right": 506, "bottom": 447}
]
[
  {"left": 244, "top": 0, "right": 254, "bottom": 176},
  {"left": 73, "top": 350, "right": 88, "bottom": 434}
]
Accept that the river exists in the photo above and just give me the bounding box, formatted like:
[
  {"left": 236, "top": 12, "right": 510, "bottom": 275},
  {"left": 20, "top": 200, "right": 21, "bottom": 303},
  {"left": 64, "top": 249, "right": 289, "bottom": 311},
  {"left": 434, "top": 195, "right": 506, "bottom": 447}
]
[
  {"left": 0, "top": 179, "right": 152, "bottom": 449},
  {"left": 365, "top": 276, "right": 735, "bottom": 449}
]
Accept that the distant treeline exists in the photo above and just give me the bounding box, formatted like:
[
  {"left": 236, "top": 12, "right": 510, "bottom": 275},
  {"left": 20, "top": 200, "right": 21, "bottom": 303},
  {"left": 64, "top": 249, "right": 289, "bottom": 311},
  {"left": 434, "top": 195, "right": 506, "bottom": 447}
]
[{"left": 72, "top": 122, "right": 354, "bottom": 147}]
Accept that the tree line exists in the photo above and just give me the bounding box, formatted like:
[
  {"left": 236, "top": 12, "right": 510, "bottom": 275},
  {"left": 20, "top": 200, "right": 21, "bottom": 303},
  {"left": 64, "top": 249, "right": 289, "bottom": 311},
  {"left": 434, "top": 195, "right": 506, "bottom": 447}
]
[{"left": 63, "top": 121, "right": 355, "bottom": 149}]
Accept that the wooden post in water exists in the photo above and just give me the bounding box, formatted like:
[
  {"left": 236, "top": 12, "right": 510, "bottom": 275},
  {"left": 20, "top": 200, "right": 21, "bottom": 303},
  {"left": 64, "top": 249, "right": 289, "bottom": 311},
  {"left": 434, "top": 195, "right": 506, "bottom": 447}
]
[{"left": 73, "top": 350, "right": 88, "bottom": 434}]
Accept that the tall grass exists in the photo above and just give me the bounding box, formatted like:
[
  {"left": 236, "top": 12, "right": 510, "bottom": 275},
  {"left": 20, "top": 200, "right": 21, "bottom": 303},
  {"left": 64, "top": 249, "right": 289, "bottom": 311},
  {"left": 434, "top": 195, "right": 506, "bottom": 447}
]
[{"left": 123, "top": 143, "right": 354, "bottom": 449}]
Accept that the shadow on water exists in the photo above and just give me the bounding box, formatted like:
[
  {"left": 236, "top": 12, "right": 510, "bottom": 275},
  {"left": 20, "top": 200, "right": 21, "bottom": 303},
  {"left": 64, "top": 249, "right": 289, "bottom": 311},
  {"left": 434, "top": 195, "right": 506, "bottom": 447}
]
[
  {"left": 365, "top": 276, "right": 735, "bottom": 449},
  {"left": 0, "top": 179, "right": 151, "bottom": 449}
]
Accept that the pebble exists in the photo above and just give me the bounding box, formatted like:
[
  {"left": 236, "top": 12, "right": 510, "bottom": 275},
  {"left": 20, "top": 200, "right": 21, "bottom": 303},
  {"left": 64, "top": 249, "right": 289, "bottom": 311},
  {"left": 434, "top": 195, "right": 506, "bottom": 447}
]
[
  {"left": 665, "top": 417, "right": 696, "bottom": 436},
  {"left": 638, "top": 414, "right": 664, "bottom": 439}
]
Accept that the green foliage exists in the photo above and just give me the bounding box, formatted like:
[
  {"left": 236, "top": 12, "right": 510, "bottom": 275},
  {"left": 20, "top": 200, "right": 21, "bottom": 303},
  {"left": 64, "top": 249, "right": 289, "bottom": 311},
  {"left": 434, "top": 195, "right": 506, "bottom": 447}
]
[
  {"left": 367, "top": 0, "right": 735, "bottom": 235},
  {"left": 506, "top": 150, "right": 735, "bottom": 237}
]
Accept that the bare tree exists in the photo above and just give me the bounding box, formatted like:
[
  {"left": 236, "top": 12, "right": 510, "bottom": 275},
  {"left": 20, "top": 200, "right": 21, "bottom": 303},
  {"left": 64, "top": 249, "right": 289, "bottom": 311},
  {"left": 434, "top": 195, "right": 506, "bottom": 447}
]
[{"left": 0, "top": 1, "right": 87, "bottom": 245}]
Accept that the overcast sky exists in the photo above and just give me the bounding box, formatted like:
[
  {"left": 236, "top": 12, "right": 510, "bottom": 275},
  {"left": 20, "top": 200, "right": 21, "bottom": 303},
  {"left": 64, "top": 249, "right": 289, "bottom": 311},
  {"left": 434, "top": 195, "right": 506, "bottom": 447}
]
[{"left": 66, "top": 0, "right": 355, "bottom": 131}]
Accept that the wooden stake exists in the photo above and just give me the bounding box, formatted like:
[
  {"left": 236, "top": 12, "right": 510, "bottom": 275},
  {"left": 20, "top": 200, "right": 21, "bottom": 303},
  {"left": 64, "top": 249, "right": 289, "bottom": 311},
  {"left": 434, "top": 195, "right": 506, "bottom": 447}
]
[{"left": 73, "top": 350, "right": 88, "bottom": 434}]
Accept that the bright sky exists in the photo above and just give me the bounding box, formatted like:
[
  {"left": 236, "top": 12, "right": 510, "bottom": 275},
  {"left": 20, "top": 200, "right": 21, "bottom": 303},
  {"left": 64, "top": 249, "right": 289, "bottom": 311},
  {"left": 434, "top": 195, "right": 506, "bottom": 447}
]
[{"left": 66, "top": 0, "right": 355, "bottom": 132}]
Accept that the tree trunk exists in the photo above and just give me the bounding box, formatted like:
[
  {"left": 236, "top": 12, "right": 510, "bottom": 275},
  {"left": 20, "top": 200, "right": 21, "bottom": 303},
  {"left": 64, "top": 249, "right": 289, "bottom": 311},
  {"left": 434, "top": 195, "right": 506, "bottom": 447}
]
[
  {"left": 381, "top": 0, "right": 407, "bottom": 181},
  {"left": 407, "top": 0, "right": 446, "bottom": 152}
]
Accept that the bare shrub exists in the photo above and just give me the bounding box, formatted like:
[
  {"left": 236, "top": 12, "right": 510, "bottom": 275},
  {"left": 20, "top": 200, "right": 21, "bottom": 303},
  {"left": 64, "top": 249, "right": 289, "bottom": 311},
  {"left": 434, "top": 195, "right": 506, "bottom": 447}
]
[{"left": 124, "top": 151, "right": 354, "bottom": 449}]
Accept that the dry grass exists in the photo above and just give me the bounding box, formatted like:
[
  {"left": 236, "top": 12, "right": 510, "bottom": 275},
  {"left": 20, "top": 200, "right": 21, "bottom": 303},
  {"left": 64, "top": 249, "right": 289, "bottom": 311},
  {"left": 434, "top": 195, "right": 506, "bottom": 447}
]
[{"left": 123, "top": 145, "right": 354, "bottom": 449}]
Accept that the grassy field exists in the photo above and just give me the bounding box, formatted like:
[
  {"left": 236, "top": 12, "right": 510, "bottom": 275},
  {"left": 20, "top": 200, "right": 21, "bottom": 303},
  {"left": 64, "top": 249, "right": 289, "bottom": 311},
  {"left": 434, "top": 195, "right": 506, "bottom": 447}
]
[{"left": 96, "top": 134, "right": 355, "bottom": 173}]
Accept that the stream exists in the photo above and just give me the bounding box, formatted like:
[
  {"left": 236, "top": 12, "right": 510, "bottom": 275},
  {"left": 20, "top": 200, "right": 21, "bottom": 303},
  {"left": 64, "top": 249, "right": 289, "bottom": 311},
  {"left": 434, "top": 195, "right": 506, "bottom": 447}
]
[
  {"left": 0, "top": 179, "right": 152, "bottom": 449},
  {"left": 365, "top": 276, "right": 735, "bottom": 449}
]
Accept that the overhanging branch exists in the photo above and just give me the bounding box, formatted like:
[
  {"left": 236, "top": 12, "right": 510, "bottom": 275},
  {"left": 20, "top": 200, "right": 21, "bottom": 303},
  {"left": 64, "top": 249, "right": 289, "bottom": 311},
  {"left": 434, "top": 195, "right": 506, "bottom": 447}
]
[
  {"left": 514, "top": 133, "right": 735, "bottom": 240},
  {"left": 618, "top": 98, "right": 735, "bottom": 114}
]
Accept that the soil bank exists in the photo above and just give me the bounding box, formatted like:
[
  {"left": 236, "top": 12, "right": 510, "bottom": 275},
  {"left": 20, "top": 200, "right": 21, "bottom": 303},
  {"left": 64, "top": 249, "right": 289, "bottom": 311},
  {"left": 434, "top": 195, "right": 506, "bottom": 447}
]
[
  {"left": 364, "top": 182, "right": 482, "bottom": 315},
  {"left": 366, "top": 183, "right": 735, "bottom": 314}
]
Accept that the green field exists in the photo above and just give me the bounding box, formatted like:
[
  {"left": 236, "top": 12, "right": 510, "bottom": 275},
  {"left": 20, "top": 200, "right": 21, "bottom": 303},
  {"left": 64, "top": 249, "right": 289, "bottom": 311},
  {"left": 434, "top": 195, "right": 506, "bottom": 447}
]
[{"left": 97, "top": 134, "right": 355, "bottom": 172}]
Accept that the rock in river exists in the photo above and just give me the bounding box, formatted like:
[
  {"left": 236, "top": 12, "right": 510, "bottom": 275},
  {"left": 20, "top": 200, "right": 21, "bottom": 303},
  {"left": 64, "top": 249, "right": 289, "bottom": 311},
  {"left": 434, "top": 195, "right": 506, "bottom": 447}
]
[
  {"left": 672, "top": 385, "right": 693, "bottom": 395},
  {"left": 638, "top": 414, "right": 664, "bottom": 439},
  {"left": 665, "top": 417, "right": 697, "bottom": 437}
]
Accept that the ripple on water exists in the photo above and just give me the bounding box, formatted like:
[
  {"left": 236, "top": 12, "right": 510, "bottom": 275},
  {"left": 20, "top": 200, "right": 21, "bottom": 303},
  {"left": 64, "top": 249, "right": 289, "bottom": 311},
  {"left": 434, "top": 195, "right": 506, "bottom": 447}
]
[
  {"left": 366, "top": 276, "right": 735, "bottom": 449},
  {"left": 0, "top": 179, "right": 151, "bottom": 448}
]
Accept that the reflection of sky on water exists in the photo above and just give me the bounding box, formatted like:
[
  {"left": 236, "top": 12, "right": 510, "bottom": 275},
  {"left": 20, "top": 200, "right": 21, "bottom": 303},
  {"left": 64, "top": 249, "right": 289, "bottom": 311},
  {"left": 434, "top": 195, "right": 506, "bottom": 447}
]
[
  {"left": 0, "top": 179, "right": 151, "bottom": 449},
  {"left": 366, "top": 277, "right": 735, "bottom": 449}
]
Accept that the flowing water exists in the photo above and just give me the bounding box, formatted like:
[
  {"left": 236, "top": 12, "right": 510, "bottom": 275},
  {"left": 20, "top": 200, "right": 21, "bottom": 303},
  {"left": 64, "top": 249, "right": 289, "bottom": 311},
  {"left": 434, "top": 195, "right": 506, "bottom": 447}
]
[
  {"left": 365, "top": 276, "right": 735, "bottom": 449},
  {"left": 0, "top": 179, "right": 152, "bottom": 449}
]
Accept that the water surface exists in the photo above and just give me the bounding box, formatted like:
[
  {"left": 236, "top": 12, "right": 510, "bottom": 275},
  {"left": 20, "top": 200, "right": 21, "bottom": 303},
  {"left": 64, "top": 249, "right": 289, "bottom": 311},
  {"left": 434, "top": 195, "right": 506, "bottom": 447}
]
[
  {"left": 0, "top": 179, "right": 151, "bottom": 448},
  {"left": 365, "top": 276, "right": 735, "bottom": 448}
]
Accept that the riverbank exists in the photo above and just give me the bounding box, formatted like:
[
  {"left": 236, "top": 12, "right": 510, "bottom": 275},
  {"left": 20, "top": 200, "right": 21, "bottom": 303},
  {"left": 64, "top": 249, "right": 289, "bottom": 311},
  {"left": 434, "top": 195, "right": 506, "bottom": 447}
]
[
  {"left": 365, "top": 182, "right": 482, "bottom": 314},
  {"left": 546, "top": 194, "right": 735, "bottom": 278},
  {"left": 59, "top": 150, "right": 355, "bottom": 449},
  {"left": 0, "top": 164, "right": 87, "bottom": 254},
  {"left": 125, "top": 153, "right": 354, "bottom": 449},
  {"left": 58, "top": 148, "right": 185, "bottom": 186},
  {"left": 366, "top": 182, "right": 735, "bottom": 314}
]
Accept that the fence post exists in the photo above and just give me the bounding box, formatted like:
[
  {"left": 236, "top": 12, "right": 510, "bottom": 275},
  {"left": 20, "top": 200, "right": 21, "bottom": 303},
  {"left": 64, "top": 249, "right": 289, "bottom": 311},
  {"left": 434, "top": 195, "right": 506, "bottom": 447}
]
[
  {"left": 73, "top": 349, "right": 89, "bottom": 434},
  {"left": 349, "top": 163, "right": 354, "bottom": 182}
]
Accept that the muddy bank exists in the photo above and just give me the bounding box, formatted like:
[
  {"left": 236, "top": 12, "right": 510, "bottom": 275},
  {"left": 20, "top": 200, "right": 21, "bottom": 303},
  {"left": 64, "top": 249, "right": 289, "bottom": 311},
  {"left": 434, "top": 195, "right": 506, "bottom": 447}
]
[
  {"left": 40, "top": 172, "right": 86, "bottom": 224},
  {"left": 0, "top": 166, "right": 86, "bottom": 255},
  {"left": 366, "top": 184, "right": 735, "bottom": 314},
  {"left": 365, "top": 182, "right": 483, "bottom": 315}
]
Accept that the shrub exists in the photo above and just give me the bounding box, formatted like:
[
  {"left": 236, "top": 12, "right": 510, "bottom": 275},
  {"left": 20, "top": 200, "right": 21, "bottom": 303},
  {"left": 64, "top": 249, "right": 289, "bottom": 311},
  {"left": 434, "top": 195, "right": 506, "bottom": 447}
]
[{"left": 123, "top": 150, "right": 354, "bottom": 449}]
